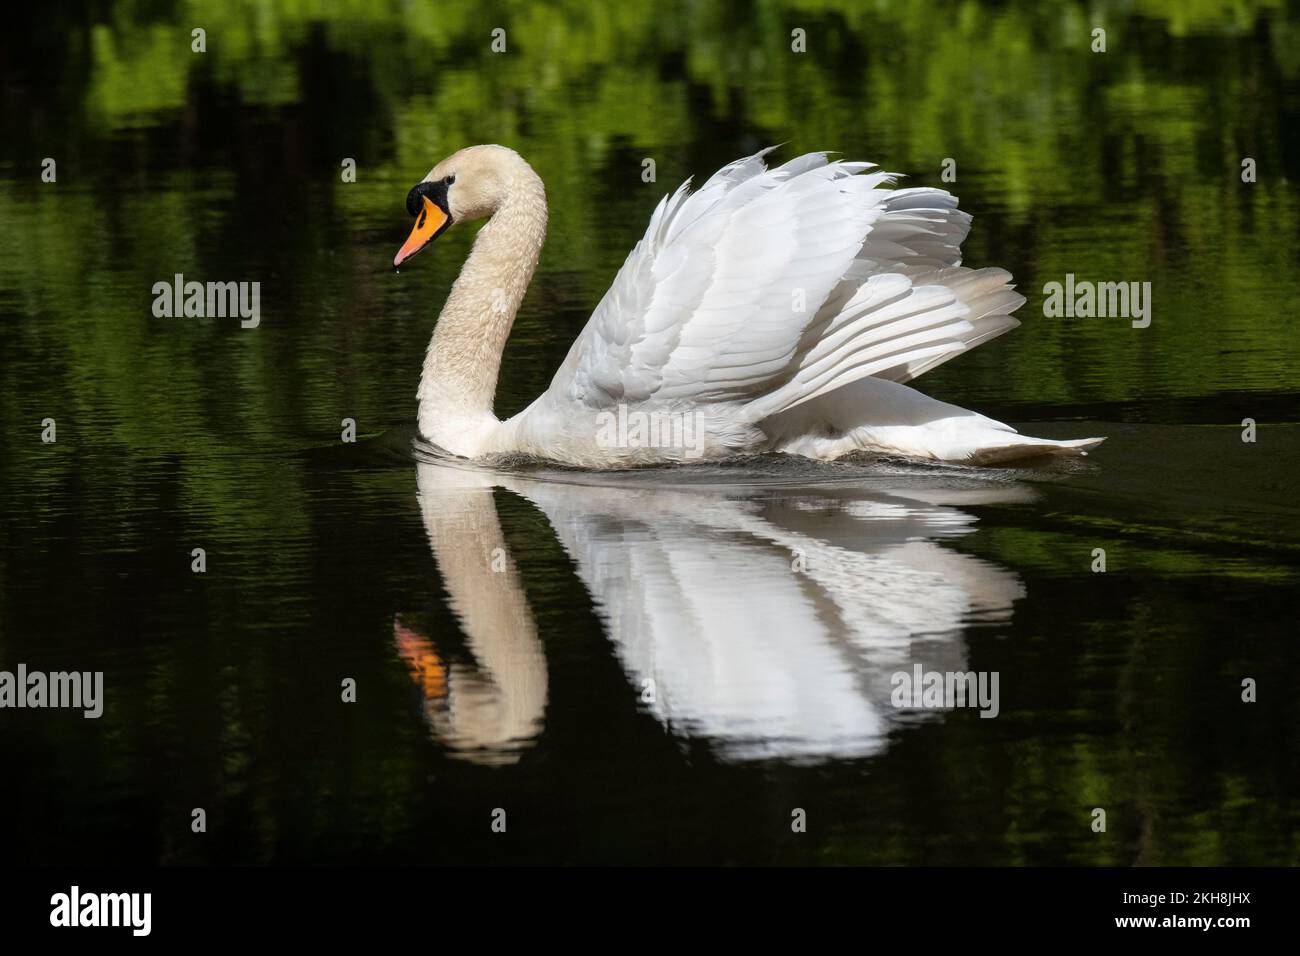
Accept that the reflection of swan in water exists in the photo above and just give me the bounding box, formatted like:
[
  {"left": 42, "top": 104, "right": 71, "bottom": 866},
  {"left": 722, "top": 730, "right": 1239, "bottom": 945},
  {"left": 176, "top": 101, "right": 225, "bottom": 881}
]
[
  {"left": 396, "top": 451, "right": 1028, "bottom": 763},
  {"left": 395, "top": 461, "right": 548, "bottom": 765}
]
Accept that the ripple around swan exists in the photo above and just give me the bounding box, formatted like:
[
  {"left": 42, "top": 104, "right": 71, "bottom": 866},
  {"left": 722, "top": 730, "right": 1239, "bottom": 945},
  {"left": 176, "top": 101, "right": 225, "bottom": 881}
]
[{"left": 412, "top": 434, "right": 1097, "bottom": 488}]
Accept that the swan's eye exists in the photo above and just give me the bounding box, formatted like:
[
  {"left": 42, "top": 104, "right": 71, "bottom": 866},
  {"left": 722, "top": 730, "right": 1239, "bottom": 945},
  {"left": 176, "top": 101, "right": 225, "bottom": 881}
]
[{"left": 405, "top": 177, "right": 454, "bottom": 217}]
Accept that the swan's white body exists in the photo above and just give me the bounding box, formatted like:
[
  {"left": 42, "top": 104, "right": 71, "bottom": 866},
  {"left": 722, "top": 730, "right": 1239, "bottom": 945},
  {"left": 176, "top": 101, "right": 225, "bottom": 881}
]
[{"left": 408, "top": 145, "right": 1103, "bottom": 466}]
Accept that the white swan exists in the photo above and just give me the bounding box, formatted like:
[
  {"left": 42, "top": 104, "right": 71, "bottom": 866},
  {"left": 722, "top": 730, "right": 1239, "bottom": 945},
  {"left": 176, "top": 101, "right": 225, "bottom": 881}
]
[{"left": 396, "top": 145, "right": 1104, "bottom": 466}]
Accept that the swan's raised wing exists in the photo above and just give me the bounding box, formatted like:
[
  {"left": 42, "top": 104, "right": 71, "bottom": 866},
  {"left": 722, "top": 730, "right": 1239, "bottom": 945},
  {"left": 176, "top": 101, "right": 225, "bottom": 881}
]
[
  {"left": 540, "top": 149, "right": 1023, "bottom": 419},
  {"left": 544, "top": 149, "right": 885, "bottom": 407}
]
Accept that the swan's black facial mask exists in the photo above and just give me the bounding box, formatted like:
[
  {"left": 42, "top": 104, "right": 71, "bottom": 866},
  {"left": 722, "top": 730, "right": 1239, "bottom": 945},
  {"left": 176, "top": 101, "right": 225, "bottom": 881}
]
[{"left": 394, "top": 180, "right": 454, "bottom": 268}]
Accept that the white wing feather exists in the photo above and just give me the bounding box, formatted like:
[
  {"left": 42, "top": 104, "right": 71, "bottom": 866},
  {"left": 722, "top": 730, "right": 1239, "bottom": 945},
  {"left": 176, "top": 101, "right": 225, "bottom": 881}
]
[{"left": 543, "top": 149, "right": 1023, "bottom": 424}]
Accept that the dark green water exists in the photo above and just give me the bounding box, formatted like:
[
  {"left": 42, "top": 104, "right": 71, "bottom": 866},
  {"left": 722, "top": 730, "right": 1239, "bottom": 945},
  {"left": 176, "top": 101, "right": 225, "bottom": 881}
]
[{"left": 1, "top": 1, "right": 1297, "bottom": 865}]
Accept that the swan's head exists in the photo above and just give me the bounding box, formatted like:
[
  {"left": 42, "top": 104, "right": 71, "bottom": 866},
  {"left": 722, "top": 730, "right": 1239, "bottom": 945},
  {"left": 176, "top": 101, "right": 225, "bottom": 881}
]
[{"left": 394, "top": 144, "right": 530, "bottom": 268}]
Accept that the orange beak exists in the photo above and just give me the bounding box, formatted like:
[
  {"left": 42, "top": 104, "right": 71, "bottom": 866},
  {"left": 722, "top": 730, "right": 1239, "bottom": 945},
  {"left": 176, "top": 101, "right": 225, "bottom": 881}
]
[{"left": 394, "top": 196, "right": 450, "bottom": 268}]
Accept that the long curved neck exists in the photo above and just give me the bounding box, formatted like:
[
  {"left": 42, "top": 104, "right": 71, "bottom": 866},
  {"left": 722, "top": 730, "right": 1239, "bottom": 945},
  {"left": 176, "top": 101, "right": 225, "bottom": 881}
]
[{"left": 418, "top": 171, "right": 546, "bottom": 454}]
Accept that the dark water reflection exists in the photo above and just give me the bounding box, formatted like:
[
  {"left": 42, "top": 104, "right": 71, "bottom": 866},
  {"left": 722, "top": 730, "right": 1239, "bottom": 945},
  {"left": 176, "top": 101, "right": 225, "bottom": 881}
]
[{"left": 1, "top": 2, "right": 1298, "bottom": 864}]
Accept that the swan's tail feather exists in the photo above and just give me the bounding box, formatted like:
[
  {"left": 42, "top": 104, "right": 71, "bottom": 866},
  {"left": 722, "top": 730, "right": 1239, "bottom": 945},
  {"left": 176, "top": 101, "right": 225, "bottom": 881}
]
[
  {"left": 761, "top": 376, "right": 1105, "bottom": 465},
  {"left": 964, "top": 435, "right": 1106, "bottom": 465}
]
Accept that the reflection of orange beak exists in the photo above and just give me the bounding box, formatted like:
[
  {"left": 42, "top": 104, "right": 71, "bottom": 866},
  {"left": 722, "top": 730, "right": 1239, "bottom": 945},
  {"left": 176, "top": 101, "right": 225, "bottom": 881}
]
[
  {"left": 394, "top": 196, "right": 450, "bottom": 268},
  {"left": 394, "top": 618, "right": 449, "bottom": 700}
]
